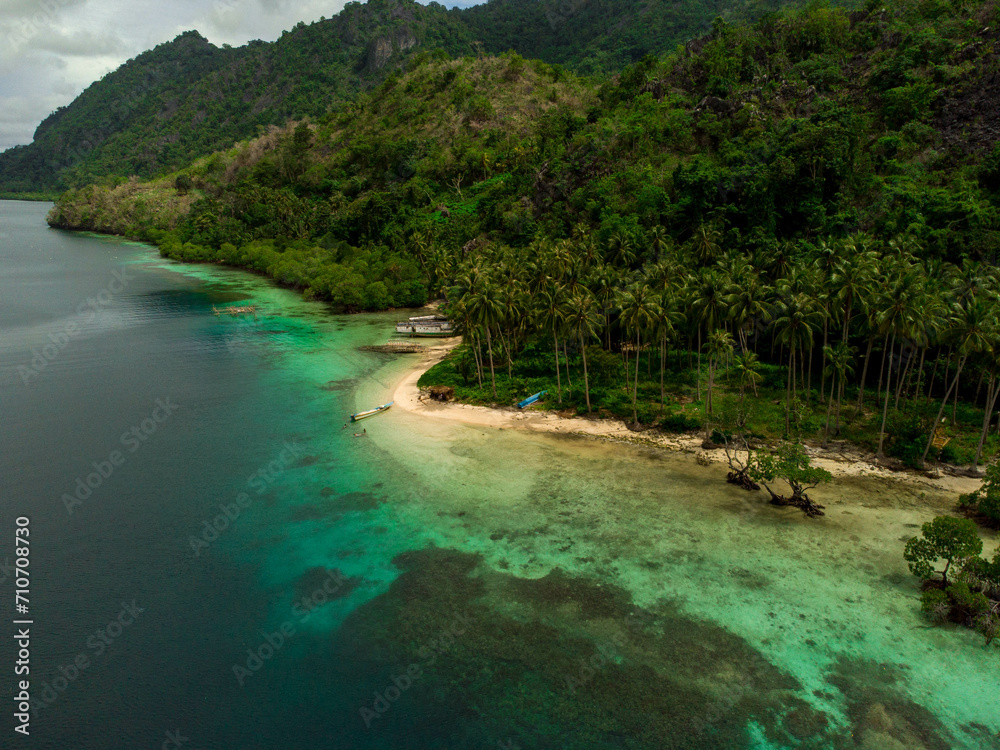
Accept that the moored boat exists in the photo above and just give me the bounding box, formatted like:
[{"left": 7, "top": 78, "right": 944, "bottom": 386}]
[
  {"left": 351, "top": 401, "right": 393, "bottom": 422},
  {"left": 395, "top": 315, "right": 454, "bottom": 337},
  {"left": 517, "top": 391, "right": 547, "bottom": 409}
]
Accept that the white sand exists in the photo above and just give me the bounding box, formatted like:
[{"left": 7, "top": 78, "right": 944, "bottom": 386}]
[{"left": 393, "top": 339, "right": 983, "bottom": 498}]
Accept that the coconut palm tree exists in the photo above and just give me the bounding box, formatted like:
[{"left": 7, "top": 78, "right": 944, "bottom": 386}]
[
  {"left": 467, "top": 279, "right": 504, "bottom": 400},
  {"left": 690, "top": 268, "right": 727, "bottom": 404},
  {"left": 566, "top": 291, "right": 603, "bottom": 413},
  {"left": 922, "top": 298, "right": 996, "bottom": 466},
  {"left": 876, "top": 270, "right": 920, "bottom": 459},
  {"left": 534, "top": 282, "right": 570, "bottom": 403},
  {"left": 618, "top": 284, "right": 660, "bottom": 424},
  {"left": 690, "top": 223, "right": 722, "bottom": 265},
  {"left": 822, "top": 342, "right": 855, "bottom": 447},
  {"left": 773, "top": 293, "right": 819, "bottom": 435},
  {"left": 706, "top": 329, "right": 734, "bottom": 416},
  {"left": 733, "top": 352, "right": 762, "bottom": 402}
]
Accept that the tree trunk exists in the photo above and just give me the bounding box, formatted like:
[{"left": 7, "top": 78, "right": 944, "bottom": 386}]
[
  {"left": 485, "top": 326, "right": 497, "bottom": 399},
  {"left": 696, "top": 327, "right": 702, "bottom": 403},
  {"left": 633, "top": 332, "right": 640, "bottom": 424},
  {"left": 785, "top": 348, "right": 794, "bottom": 435},
  {"left": 913, "top": 347, "right": 926, "bottom": 402},
  {"left": 974, "top": 374, "right": 999, "bottom": 468},
  {"left": 820, "top": 315, "right": 828, "bottom": 401},
  {"left": 472, "top": 332, "right": 483, "bottom": 387},
  {"left": 894, "top": 344, "right": 912, "bottom": 410},
  {"left": 927, "top": 349, "right": 940, "bottom": 404},
  {"left": 856, "top": 336, "right": 874, "bottom": 412},
  {"left": 823, "top": 376, "right": 835, "bottom": 448},
  {"left": 553, "top": 332, "right": 562, "bottom": 403},
  {"left": 877, "top": 336, "right": 897, "bottom": 459},
  {"left": 659, "top": 338, "right": 666, "bottom": 413},
  {"left": 922, "top": 355, "right": 967, "bottom": 466},
  {"left": 876, "top": 332, "right": 889, "bottom": 404},
  {"left": 564, "top": 341, "right": 572, "bottom": 387},
  {"left": 836, "top": 379, "right": 844, "bottom": 434},
  {"left": 580, "top": 331, "right": 591, "bottom": 412},
  {"left": 953, "top": 368, "right": 961, "bottom": 424}
]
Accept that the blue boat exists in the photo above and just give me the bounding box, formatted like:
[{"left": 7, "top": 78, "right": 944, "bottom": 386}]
[{"left": 517, "top": 391, "right": 547, "bottom": 409}]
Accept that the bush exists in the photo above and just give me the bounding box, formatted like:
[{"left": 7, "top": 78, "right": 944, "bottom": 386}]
[
  {"left": 920, "top": 588, "right": 950, "bottom": 622},
  {"left": 947, "top": 581, "right": 990, "bottom": 619},
  {"left": 660, "top": 412, "right": 701, "bottom": 433}
]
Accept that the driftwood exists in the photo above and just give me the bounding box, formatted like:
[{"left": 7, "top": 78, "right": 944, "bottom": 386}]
[{"left": 762, "top": 483, "right": 826, "bottom": 518}]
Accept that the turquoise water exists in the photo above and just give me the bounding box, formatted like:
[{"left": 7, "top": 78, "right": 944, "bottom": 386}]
[{"left": 1, "top": 200, "right": 998, "bottom": 748}]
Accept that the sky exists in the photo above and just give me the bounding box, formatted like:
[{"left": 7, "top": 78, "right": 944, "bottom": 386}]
[{"left": 0, "top": 0, "right": 485, "bottom": 153}]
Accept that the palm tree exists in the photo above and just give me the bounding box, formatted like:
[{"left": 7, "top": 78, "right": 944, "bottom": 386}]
[
  {"left": 921, "top": 298, "right": 996, "bottom": 466},
  {"left": 822, "top": 342, "right": 855, "bottom": 447},
  {"left": 648, "top": 225, "right": 670, "bottom": 263},
  {"left": 773, "top": 293, "right": 818, "bottom": 435},
  {"left": 706, "top": 330, "right": 734, "bottom": 416},
  {"left": 831, "top": 240, "right": 876, "bottom": 343},
  {"left": 690, "top": 268, "right": 726, "bottom": 403},
  {"left": 733, "top": 352, "right": 762, "bottom": 402},
  {"left": 467, "top": 280, "right": 504, "bottom": 400},
  {"left": 566, "top": 291, "right": 603, "bottom": 413},
  {"left": 876, "top": 270, "right": 920, "bottom": 459},
  {"left": 724, "top": 271, "right": 771, "bottom": 353},
  {"left": 690, "top": 223, "right": 722, "bottom": 264},
  {"left": 618, "top": 284, "right": 659, "bottom": 424},
  {"left": 534, "top": 283, "right": 570, "bottom": 403}
]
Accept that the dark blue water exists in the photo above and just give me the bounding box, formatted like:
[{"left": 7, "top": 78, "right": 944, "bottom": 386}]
[{"left": 0, "top": 201, "right": 419, "bottom": 749}]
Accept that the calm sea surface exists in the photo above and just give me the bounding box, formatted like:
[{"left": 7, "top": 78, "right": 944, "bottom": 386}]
[{"left": 1, "top": 200, "right": 998, "bottom": 749}]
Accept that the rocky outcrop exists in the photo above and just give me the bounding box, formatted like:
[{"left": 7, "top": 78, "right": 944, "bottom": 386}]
[{"left": 364, "top": 26, "right": 417, "bottom": 72}]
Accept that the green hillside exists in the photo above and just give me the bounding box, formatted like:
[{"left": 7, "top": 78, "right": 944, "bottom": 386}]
[
  {"left": 1, "top": 0, "right": 816, "bottom": 193},
  {"left": 48, "top": 0, "right": 1000, "bottom": 480}
]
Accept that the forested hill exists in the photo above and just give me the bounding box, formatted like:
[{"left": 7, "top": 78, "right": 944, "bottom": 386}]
[{"left": 1, "top": 0, "right": 807, "bottom": 194}]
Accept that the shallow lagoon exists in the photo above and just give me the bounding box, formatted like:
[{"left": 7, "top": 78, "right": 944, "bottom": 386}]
[{"left": 2, "top": 200, "right": 997, "bottom": 749}]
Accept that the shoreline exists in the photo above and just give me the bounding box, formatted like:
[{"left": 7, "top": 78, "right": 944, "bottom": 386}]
[{"left": 393, "top": 338, "right": 984, "bottom": 499}]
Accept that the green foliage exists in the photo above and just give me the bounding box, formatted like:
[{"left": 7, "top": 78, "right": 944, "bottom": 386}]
[
  {"left": 660, "top": 412, "right": 702, "bottom": 433},
  {"left": 903, "top": 516, "right": 983, "bottom": 583},
  {"left": 919, "top": 588, "right": 949, "bottom": 621},
  {"left": 946, "top": 580, "right": 990, "bottom": 619},
  {"left": 958, "top": 461, "right": 1000, "bottom": 525},
  {"left": 749, "top": 442, "right": 832, "bottom": 494}
]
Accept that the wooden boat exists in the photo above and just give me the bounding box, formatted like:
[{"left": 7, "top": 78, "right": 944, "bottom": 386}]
[
  {"left": 351, "top": 401, "right": 393, "bottom": 422},
  {"left": 517, "top": 391, "right": 547, "bottom": 409}
]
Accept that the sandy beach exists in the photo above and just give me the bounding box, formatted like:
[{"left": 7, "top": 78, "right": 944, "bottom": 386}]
[{"left": 393, "top": 338, "right": 984, "bottom": 498}]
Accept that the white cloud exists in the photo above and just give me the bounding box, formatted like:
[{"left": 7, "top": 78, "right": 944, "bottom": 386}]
[{"left": 0, "top": 0, "right": 488, "bottom": 153}]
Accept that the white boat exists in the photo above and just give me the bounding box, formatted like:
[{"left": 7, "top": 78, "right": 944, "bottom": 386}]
[
  {"left": 395, "top": 315, "right": 454, "bottom": 338},
  {"left": 351, "top": 401, "right": 393, "bottom": 422}
]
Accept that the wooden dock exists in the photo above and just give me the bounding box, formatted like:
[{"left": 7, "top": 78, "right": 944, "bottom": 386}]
[
  {"left": 360, "top": 341, "right": 426, "bottom": 354},
  {"left": 213, "top": 305, "right": 258, "bottom": 317}
]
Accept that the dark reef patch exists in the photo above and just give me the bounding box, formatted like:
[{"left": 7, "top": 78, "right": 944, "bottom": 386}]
[
  {"left": 329, "top": 547, "right": 850, "bottom": 749},
  {"left": 827, "top": 657, "right": 954, "bottom": 750}
]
